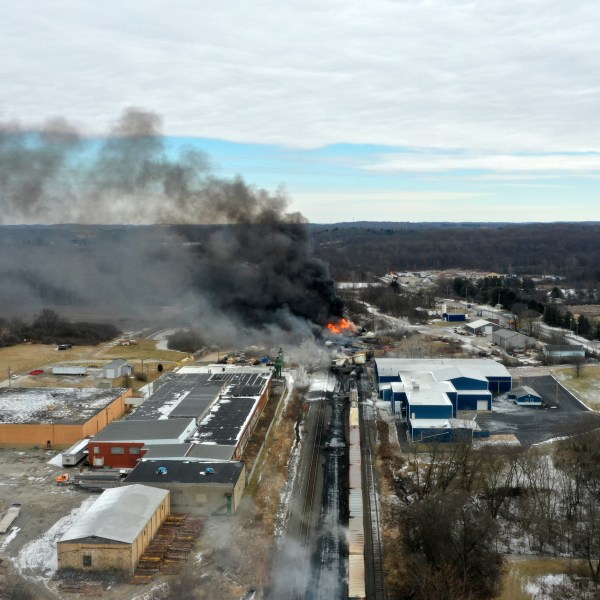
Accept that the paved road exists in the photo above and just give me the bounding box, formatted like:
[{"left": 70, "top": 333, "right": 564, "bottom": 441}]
[{"left": 476, "top": 375, "right": 600, "bottom": 447}]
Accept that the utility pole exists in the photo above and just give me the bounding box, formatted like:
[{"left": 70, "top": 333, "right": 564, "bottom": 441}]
[{"left": 7, "top": 366, "right": 11, "bottom": 388}]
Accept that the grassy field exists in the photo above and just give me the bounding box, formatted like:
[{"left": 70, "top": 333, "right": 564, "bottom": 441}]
[
  {"left": 99, "top": 339, "right": 187, "bottom": 362},
  {"left": 500, "top": 556, "right": 588, "bottom": 600},
  {"left": 0, "top": 338, "right": 187, "bottom": 383},
  {"left": 0, "top": 343, "right": 97, "bottom": 377},
  {"left": 557, "top": 364, "right": 600, "bottom": 411}
]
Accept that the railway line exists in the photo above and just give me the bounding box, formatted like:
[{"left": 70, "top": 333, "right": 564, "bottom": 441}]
[
  {"left": 360, "top": 400, "right": 385, "bottom": 600},
  {"left": 271, "top": 365, "right": 385, "bottom": 600},
  {"left": 268, "top": 370, "right": 332, "bottom": 600}
]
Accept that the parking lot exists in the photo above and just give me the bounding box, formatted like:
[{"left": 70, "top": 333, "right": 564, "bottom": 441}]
[{"left": 476, "top": 375, "right": 600, "bottom": 447}]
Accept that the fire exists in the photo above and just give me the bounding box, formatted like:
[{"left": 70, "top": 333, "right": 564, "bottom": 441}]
[{"left": 326, "top": 318, "right": 357, "bottom": 335}]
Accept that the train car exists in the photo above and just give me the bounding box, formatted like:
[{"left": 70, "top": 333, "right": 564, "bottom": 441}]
[{"left": 348, "top": 399, "right": 366, "bottom": 599}]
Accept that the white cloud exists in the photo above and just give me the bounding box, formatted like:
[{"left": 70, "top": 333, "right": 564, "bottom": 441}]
[
  {"left": 2, "top": 0, "right": 600, "bottom": 154},
  {"left": 293, "top": 190, "right": 487, "bottom": 221},
  {"left": 364, "top": 153, "right": 600, "bottom": 174}
]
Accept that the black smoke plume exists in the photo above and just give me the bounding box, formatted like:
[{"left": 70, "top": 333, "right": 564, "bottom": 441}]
[{"left": 0, "top": 108, "right": 342, "bottom": 341}]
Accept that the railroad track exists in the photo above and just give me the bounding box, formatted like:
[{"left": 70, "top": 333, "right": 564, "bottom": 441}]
[
  {"left": 360, "top": 400, "right": 385, "bottom": 600},
  {"left": 280, "top": 371, "right": 331, "bottom": 600}
]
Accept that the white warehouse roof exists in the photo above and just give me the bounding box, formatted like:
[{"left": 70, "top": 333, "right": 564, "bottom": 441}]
[
  {"left": 466, "top": 319, "right": 493, "bottom": 329},
  {"left": 59, "top": 485, "right": 169, "bottom": 544},
  {"left": 407, "top": 390, "right": 453, "bottom": 407},
  {"left": 431, "top": 366, "right": 488, "bottom": 383},
  {"left": 375, "top": 358, "right": 510, "bottom": 379}
]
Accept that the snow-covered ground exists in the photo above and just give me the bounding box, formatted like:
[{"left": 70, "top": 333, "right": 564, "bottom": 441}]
[
  {"left": 0, "top": 526, "right": 20, "bottom": 551},
  {"left": 46, "top": 452, "right": 64, "bottom": 467},
  {"left": 13, "top": 496, "right": 96, "bottom": 578}
]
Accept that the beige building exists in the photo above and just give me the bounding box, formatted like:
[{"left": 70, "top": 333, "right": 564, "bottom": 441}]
[
  {"left": 0, "top": 387, "right": 131, "bottom": 448},
  {"left": 124, "top": 459, "right": 246, "bottom": 516},
  {"left": 57, "top": 485, "right": 170, "bottom": 573}
]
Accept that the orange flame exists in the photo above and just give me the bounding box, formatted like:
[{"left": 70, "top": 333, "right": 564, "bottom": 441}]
[{"left": 326, "top": 318, "right": 357, "bottom": 335}]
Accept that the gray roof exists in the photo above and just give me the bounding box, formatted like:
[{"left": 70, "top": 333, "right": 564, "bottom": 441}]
[
  {"left": 105, "top": 359, "right": 128, "bottom": 369},
  {"left": 544, "top": 344, "right": 585, "bottom": 352},
  {"left": 130, "top": 374, "right": 224, "bottom": 421},
  {"left": 187, "top": 443, "right": 236, "bottom": 461},
  {"left": 466, "top": 319, "right": 493, "bottom": 329},
  {"left": 141, "top": 444, "right": 193, "bottom": 459},
  {"left": 511, "top": 386, "right": 541, "bottom": 399},
  {"left": 493, "top": 329, "right": 520, "bottom": 339},
  {"left": 59, "top": 485, "right": 169, "bottom": 544},
  {"left": 139, "top": 443, "right": 237, "bottom": 461},
  {"left": 124, "top": 460, "right": 245, "bottom": 486},
  {"left": 92, "top": 418, "right": 196, "bottom": 442}
]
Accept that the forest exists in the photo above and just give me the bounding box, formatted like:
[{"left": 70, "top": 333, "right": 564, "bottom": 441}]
[
  {"left": 310, "top": 222, "right": 600, "bottom": 283},
  {"left": 379, "top": 426, "right": 600, "bottom": 600},
  {"left": 0, "top": 309, "right": 120, "bottom": 347}
]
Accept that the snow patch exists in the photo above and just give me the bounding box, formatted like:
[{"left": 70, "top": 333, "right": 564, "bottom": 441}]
[
  {"left": 46, "top": 453, "right": 64, "bottom": 467},
  {"left": 14, "top": 496, "right": 96, "bottom": 576},
  {"left": 0, "top": 526, "right": 20, "bottom": 550}
]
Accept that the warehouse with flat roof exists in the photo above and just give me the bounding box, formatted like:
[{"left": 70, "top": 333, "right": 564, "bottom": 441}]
[
  {"left": 0, "top": 387, "right": 131, "bottom": 448},
  {"left": 124, "top": 459, "right": 245, "bottom": 515}
]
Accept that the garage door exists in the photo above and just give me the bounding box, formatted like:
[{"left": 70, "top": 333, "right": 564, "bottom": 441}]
[{"left": 477, "top": 400, "right": 489, "bottom": 411}]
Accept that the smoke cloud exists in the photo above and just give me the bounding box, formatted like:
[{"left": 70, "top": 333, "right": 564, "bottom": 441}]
[{"left": 0, "top": 108, "right": 342, "bottom": 342}]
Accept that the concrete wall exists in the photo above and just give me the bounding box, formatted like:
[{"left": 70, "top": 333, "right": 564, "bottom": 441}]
[
  {"left": 234, "top": 383, "right": 271, "bottom": 460},
  {"left": 57, "top": 541, "right": 132, "bottom": 572},
  {"left": 129, "top": 474, "right": 245, "bottom": 516},
  {"left": 0, "top": 390, "right": 130, "bottom": 448}
]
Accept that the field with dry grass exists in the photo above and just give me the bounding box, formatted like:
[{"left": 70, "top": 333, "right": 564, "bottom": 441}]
[
  {"left": 99, "top": 339, "right": 187, "bottom": 362},
  {"left": 0, "top": 342, "right": 97, "bottom": 377},
  {"left": 558, "top": 363, "right": 600, "bottom": 411},
  {"left": 500, "top": 556, "right": 588, "bottom": 600},
  {"left": 0, "top": 338, "right": 188, "bottom": 389}
]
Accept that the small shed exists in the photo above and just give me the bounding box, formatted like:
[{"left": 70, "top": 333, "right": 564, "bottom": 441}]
[
  {"left": 492, "top": 329, "right": 535, "bottom": 351},
  {"left": 103, "top": 359, "right": 132, "bottom": 379},
  {"left": 509, "top": 386, "right": 542, "bottom": 406},
  {"left": 57, "top": 485, "right": 170, "bottom": 573},
  {"left": 443, "top": 312, "right": 467, "bottom": 322},
  {"left": 465, "top": 319, "right": 499, "bottom": 336}
]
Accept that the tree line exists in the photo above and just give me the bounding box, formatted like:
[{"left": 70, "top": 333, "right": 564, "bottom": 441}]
[
  {"left": 312, "top": 223, "right": 600, "bottom": 284},
  {"left": 0, "top": 309, "right": 120, "bottom": 347}
]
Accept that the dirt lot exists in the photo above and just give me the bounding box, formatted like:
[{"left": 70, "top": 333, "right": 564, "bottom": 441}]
[{"left": 0, "top": 448, "right": 93, "bottom": 597}]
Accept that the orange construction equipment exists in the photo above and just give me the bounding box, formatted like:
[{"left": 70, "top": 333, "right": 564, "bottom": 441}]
[{"left": 55, "top": 473, "right": 70, "bottom": 486}]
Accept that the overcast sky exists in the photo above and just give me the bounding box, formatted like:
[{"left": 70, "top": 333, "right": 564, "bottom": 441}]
[{"left": 2, "top": 0, "right": 600, "bottom": 222}]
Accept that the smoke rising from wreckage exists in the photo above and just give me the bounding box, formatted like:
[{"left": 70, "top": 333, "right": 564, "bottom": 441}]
[{"left": 0, "top": 108, "right": 343, "bottom": 342}]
